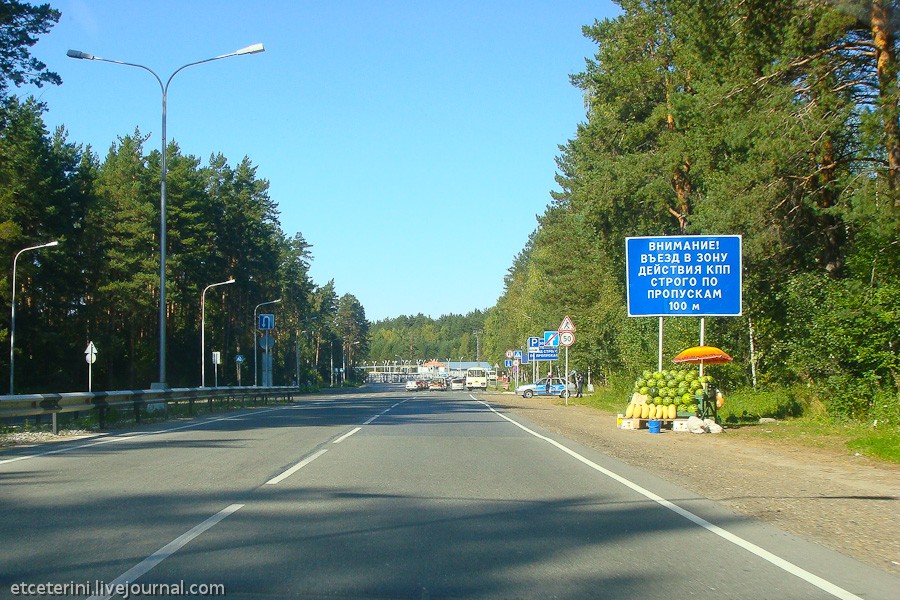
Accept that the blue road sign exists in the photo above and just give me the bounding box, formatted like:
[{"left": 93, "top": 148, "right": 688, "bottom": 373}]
[
  {"left": 235, "top": 354, "right": 245, "bottom": 363},
  {"left": 258, "top": 313, "right": 275, "bottom": 330},
  {"left": 544, "top": 331, "right": 560, "bottom": 347},
  {"left": 626, "top": 235, "right": 742, "bottom": 317},
  {"left": 530, "top": 349, "right": 559, "bottom": 361},
  {"left": 527, "top": 336, "right": 541, "bottom": 350},
  {"left": 513, "top": 350, "right": 523, "bottom": 360},
  {"left": 504, "top": 359, "right": 513, "bottom": 368}
]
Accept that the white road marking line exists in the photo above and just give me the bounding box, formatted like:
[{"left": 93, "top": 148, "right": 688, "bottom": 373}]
[
  {"left": 87, "top": 503, "right": 244, "bottom": 600},
  {"left": 333, "top": 427, "right": 361, "bottom": 444},
  {"left": 475, "top": 396, "right": 864, "bottom": 600},
  {"left": 265, "top": 448, "right": 328, "bottom": 485}
]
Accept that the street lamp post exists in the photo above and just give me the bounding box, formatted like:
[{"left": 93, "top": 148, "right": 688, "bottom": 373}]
[
  {"left": 67, "top": 43, "right": 265, "bottom": 389},
  {"left": 201, "top": 277, "right": 234, "bottom": 387},
  {"left": 253, "top": 298, "right": 280, "bottom": 387},
  {"left": 9, "top": 240, "right": 59, "bottom": 395}
]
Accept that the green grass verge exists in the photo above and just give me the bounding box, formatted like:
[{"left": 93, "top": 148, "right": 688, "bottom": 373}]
[
  {"left": 846, "top": 430, "right": 900, "bottom": 463},
  {"left": 572, "top": 385, "right": 900, "bottom": 465}
]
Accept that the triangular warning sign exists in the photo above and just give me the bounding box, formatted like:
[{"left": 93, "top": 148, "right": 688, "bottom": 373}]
[{"left": 558, "top": 315, "right": 576, "bottom": 333}]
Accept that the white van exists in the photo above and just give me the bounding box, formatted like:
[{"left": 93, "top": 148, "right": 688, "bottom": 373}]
[{"left": 465, "top": 367, "right": 488, "bottom": 390}]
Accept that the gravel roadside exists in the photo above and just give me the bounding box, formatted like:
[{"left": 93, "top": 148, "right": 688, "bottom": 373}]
[{"left": 481, "top": 391, "right": 900, "bottom": 576}]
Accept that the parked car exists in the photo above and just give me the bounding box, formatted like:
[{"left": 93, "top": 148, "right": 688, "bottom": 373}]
[
  {"left": 405, "top": 380, "right": 419, "bottom": 391},
  {"left": 449, "top": 377, "right": 466, "bottom": 391},
  {"left": 514, "top": 377, "right": 576, "bottom": 398}
]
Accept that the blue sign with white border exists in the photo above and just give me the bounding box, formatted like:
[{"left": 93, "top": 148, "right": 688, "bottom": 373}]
[
  {"left": 258, "top": 313, "right": 275, "bottom": 330},
  {"left": 626, "top": 235, "right": 742, "bottom": 317},
  {"left": 530, "top": 349, "right": 559, "bottom": 361}
]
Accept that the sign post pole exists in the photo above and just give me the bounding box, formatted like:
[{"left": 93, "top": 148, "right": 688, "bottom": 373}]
[
  {"left": 558, "top": 317, "right": 577, "bottom": 405},
  {"left": 85, "top": 341, "right": 97, "bottom": 392}
]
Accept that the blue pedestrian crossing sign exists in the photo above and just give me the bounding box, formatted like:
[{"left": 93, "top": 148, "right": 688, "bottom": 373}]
[
  {"left": 235, "top": 354, "right": 245, "bottom": 363},
  {"left": 258, "top": 314, "right": 275, "bottom": 330}
]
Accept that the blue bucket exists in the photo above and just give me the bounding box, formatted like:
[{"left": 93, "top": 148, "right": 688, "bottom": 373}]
[{"left": 648, "top": 420, "right": 662, "bottom": 434}]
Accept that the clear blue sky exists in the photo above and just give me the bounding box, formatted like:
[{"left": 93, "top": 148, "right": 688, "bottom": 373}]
[{"left": 24, "top": 0, "right": 619, "bottom": 322}]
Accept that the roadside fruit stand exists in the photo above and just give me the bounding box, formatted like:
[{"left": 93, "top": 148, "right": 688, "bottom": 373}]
[{"left": 619, "top": 346, "right": 731, "bottom": 431}]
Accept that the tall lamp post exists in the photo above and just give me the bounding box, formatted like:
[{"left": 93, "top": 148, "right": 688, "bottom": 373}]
[
  {"left": 201, "top": 277, "right": 234, "bottom": 387},
  {"left": 67, "top": 43, "right": 265, "bottom": 389},
  {"left": 10, "top": 240, "right": 59, "bottom": 395},
  {"left": 253, "top": 298, "right": 280, "bottom": 387}
]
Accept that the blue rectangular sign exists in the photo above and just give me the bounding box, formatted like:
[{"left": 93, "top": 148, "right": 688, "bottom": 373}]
[
  {"left": 258, "top": 313, "right": 275, "bottom": 330},
  {"left": 527, "top": 336, "right": 541, "bottom": 350},
  {"left": 626, "top": 235, "right": 742, "bottom": 317},
  {"left": 529, "top": 349, "right": 559, "bottom": 361}
]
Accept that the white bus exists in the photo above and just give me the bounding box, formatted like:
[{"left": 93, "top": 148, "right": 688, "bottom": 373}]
[{"left": 465, "top": 367, "right": 488, "bottom": 390}]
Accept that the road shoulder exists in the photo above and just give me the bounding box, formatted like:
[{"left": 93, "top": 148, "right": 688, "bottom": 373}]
[{"left": 481, "top": 391, "right": 900, "bottom": 576}]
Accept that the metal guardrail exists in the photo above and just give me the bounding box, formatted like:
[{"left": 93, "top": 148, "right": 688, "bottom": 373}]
[{"left": 0, "top": 386, "right": 299, "bottom": 433}]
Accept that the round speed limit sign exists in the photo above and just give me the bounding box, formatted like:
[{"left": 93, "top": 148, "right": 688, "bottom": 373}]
[{"left": 559, "top": 331, "right": 575, "bottom": 347}]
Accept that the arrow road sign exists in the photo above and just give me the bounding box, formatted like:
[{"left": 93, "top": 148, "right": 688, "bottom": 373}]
[
  {"left": 258, "top": 313, "right": 275, "bottom": 330},
  {"left": 544, "top": 331, "right": 559, "bottom": 347},
  {"left": 85, "top": 341, "right": 97, "bottom": 364}
]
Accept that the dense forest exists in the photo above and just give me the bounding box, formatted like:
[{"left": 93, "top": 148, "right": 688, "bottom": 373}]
[
  {"left": 367, "top": 312, "right": 487, "bottom": 366},
  {"left": 0, "top": 1, "right": 368, "bottom": 392},
  {"left": 481, "top": 0, "right": 899, "bottom": 423}
]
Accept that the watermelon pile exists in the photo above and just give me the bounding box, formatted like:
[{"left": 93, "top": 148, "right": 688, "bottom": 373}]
[{"left": 624, "top": 368, "right": 714, "bottom": 419}]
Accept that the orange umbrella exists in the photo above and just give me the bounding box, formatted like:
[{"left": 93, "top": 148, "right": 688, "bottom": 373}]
[{"left": 672, "top": 346, "right": 733, "bottom": 365}]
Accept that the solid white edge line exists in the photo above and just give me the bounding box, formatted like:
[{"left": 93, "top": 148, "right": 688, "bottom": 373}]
[
  {"left": 333, "top": 427, "right": 361, "bottom": 444},
  {"left": 86, "top": 503, "right": 244, "bottom": 600},
  {"left": 473, "top": 396, "right": 864, "bottom": 600},
  {"left": 265, "top": 448, "right": 328, "bottom": 485}
]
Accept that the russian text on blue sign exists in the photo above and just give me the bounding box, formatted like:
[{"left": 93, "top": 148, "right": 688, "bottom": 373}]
[
  {"left": 258, "top": 313, "right": 275, "bottom": 330},
  {"left": 625, "top": 235, "right": 742, "bottom": 317},
  {"left": 529, "top": 350, "right": 559, "bottom": 361}
]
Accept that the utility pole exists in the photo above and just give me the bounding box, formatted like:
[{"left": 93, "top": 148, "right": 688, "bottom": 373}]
[{"left": 473, "top": 330, "right": 482, "bottom": 362}]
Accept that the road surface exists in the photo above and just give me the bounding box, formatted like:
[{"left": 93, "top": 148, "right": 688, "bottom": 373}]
[{"left": 1, "top": 383, "right": 896, "bottom": 599}]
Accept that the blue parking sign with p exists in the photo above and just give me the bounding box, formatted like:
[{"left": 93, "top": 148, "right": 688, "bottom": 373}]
[{"left": 258, "top": 314, "right": 275, "bottom": 330}]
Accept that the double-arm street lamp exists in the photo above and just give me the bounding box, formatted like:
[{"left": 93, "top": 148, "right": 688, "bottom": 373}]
[
  {"left": 201, "top": 277, "right": 235, "bottom": 387},
  {"left": 253, "top": 298, "right": 280, "bottom": 387},
  {"left": 67, "top": 43, "right": 265, "bottom": 388},
  {"left": 9, "top": 240, "right": 59, "bottom": 395}
]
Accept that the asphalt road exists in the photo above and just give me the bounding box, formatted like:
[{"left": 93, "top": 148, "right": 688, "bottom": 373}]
[{"left": 1, "top": 383, "right": 896, "bottom": 599}]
